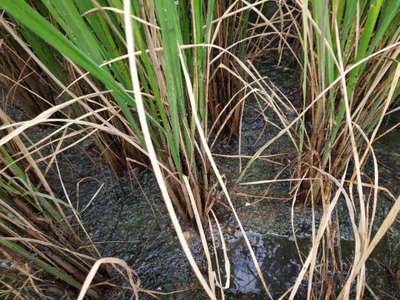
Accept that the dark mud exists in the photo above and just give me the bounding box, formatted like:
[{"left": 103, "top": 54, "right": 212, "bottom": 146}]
[{"left": 7, "top": 57, "right": 400, "bottom": 299}]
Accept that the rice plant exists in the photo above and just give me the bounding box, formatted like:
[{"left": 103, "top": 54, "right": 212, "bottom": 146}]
[
  {"left": 0, "top": 110, "right": 104, "bottom": 298},
  {"left": 0, "top": 0, "right": 264, "bottom": 223},
  {"left": 296, "top": 0, "right": 400, "bottom": 203},
  {"left": 291, "top": 0, "right": 400, "bottom": 297},
  {"left": 1, "top": 0, "right": 399, "bottom": 299},
  {"left": 0, "top": 34, "right": 57, "bottom": 116},
  {"left": 0, "top": 0, "right": 280, "bottom": 298},
  {"left": 234, "top": 0, "right": 400, "bottom": 298}
]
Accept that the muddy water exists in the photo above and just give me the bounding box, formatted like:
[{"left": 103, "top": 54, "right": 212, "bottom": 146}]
[{"left": 224, "top": 232, "right": 306, "bottom": 297}]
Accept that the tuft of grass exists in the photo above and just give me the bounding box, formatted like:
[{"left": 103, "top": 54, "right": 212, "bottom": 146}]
[
  {"left": 297, "top": 0, "right": 400, "bottom": 203},
  {"left": 0, "top": 110, "right": 104, "bottom": 298},
  {"left": 5, "top": 0, "right": 398, "bottom": 299},
  {"left": 0, "top": 0, "right": 279, "bottom": 298},
  {"left": 293, "top": 0, "right": 400, "bottom": 297},
  {"left": 0, "top": 33, "right": 59, "bottom": 115},
  {"left": 0, "top": 0, "right": 273, "bottom": 222},
  {"left": 235, "top": 1, "right": 400, "bottom": 298}
]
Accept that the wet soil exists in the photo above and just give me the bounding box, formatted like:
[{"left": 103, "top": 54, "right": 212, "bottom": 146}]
[{"left": 7, "top": 57, "right": 400, "bottom": 299}]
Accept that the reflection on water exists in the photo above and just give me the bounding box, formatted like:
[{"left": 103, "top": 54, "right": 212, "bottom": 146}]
[
  {"left": 228, "top": 231, "right": 266, "bottom": 293},
  {"left": 226, "top": 231, "right": 307, "bottom": 298}
]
